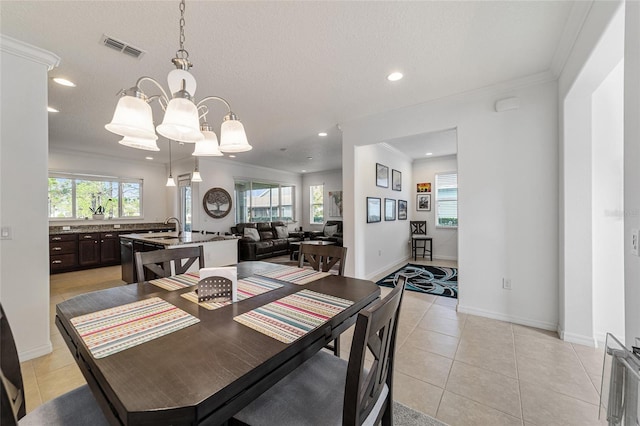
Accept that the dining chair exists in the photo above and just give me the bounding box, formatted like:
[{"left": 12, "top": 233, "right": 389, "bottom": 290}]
[
  {"left": 232, "top": 276, "right": 407, "bottom": 426},
  {"left": 299, "top": 244, "right": 348, "bottom": 356},
  {"left": 135, "top": 245, "right": 205, "bottom": 282},
  {"left": 410, "top": 221, "right": 432, "bottom": 261},
  {"left": 298, "top": 244, "right": 347, "bottom": 276},
  {"left": 0, "top": 304, "right": 108, "bottom": 426}
]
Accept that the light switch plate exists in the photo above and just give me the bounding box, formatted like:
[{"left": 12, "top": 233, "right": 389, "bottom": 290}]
[
  {"left": 632, "top": 229, "right": 640, "bottom": 256},
  {"left": 1, "top": 226, "right": 12, "bottom": 240}
]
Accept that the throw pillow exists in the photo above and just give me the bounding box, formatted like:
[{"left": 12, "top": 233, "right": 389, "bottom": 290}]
[
  {"left": 324, "top": 225, "right": 338, "bottom": 237},
  {"left": 243, "top": 227, "right": 260, "bottom": 242},
  {"left": 274, "top": 225, "right": 289, "bottom": 239}
]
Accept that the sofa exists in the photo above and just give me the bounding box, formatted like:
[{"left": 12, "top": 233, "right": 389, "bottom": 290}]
[
  {"left": 309, "top": 220, "right": 343, "bottom": 246},
  {"left": 232, "top": 221, "right": 303, "bottom": 261}
]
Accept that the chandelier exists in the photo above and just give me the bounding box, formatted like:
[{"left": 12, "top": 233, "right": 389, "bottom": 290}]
[{"left": 105, "top": 0, "right": 251, "bottom": 156}]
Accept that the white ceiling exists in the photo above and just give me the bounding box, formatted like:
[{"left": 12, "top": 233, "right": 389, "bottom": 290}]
[{"left": 1, "top": 1, "right": 581, "bottom": 173}]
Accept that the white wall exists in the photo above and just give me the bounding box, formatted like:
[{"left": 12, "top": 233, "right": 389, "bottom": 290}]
[
  {"left": 48, "top": 149, "right": 171, "bottom": 225},
  {"left": 351, "top": 144, "right": 413, "bottom": 279},
  {"left": 624, "top": 1, "right": 640, "bottom": 346},
  {"left": 412, "top": 154, "right": 458, "bottom": 261},
  {"left": 343, "top": 77, "right": 560, "bottom": 330},
  {"left": 172, "top": 157, "right": 303, "bottom": 235},
  {"left": 592, "top": 61, "right": 625, "bottom": 343},
  {"left": 559, "top": 0, "right": 624, "bottom": 346},
  {"left": 0, "top": 35, "right": 59, "bottom": 360},
  {"left": 301, "top": 169, "right": 342, "bottom": 231}
]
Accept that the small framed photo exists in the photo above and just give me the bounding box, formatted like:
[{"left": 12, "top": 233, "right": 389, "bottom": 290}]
[
  {"left": 367, "top": 197, "right": 381, "bottom": 223},
  {"left": 398, "top": 200, "right": 407, "bottom": 220},
  {"left": 376, "top": 163, "right": 389, "bottom": 188},
  {"left": 417, "top": 194, "right": 431, "bottom": 211},
  {"left": 392, "top": 169, "right": 402, "bottom": 191},
  {"left": 417, "top": 182, "right": 431, "bottom": 193},
  {"left": 385, "top": 198, "right": 396, "bottom": 221}
]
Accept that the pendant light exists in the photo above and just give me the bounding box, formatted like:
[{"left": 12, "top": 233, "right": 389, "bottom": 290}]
[
  {"left": 192, "top": 157, "right": 203, "bottom": 182},
  {"left": 105, "top": 0, "right": 251, "bottom": 154},
  {"left": 166, "top": 140, "right": 176, "bottom": 187}
]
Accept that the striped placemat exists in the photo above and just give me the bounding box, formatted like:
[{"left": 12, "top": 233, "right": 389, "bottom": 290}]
[
  {"left": 233, "top": 289, "right": 354, "bottom": 344},
  {"left": 71, "top": 297, "right": 200, "bottom": 359},
  {"left": 255, "top": 265, "right": 330, "bottom": 285},
  {"left": 181, "top": 276, "right": 284, "bottom": 310},
  {"left": 149, "top": 272, "right": 200, "bottom": 290}
]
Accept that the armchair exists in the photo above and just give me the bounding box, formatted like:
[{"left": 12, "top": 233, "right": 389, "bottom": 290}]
[{"left": 309, "top": 220, "right": 343, "bottom": 246}]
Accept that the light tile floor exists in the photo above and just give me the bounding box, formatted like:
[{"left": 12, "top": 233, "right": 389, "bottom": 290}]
[{"left": 23, "top": 260, "right": 607, "bottom": 426}]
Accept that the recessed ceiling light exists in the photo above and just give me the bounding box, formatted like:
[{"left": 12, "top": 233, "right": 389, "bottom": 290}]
[
  {"left": 318, "top": 132, "right": 327, "bottom": 137},
  {"left": 229, "top": 155, "right": 236, "bottom": 158},
  {"left": 52, "top": 77, "right": 76, "bottom": 87},
  {"left": 425, "top": 152, "right": 433, "bottom": 156},
  {"left": 301, "top": 170, "right": 307, "bottom": 173},
  {"left": 307, "top": 156, "right": 313, "bottom": 160},
  {"left": 387, "top": 72, "right": 403, "bottom": 82},
  {"left": 145, "top": 156, "right": 153, "bottom": 160},
  {"left": 47, "top": 106, "right": 59, "bottom": 113}
]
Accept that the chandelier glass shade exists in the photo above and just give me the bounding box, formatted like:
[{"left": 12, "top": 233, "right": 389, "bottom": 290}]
[
  {"left": 192, "top": 124, "right": 223, "bottom": 156},
  {"left": 105, "top": 0, "right": 251, "bottom": 156},
  {"left": 118, "top": 135, "right": 160, "bottom": 151}
]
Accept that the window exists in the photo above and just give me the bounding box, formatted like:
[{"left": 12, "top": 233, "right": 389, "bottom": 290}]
[
  {"left": 234, "top": 180, "right": 295, "bottom": 223},
  {"left": 310, "top": 184, "right": 324, "bottom": 224},
  {"left": 435, "top": 172, "right": 458, "bottom": 228},
  {"left": 48, "top": 173, "right": 143, "bottom": 219},
  {"left": 178, "top": 174, "right": 192, "bottom": 232}
]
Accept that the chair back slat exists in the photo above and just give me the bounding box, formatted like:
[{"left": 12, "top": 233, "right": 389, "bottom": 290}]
[
  {"left": 410, "top": 221, "right": 427, "bottom": 235},
  {"left": 1, "top": 304, "right": 25, "bottom": 425},
  {"left": 135, "top": 246, "right": 205, "bottom": 282},
  {"left": 343, "top": 276, "right": 406, "bottom": 426},
  {"left": 298, "top": 244, "right": 347, "bottom": 275}
]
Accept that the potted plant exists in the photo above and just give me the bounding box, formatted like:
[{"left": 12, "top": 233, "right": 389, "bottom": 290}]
[{"left": 90, "top": 205, "right": 105, "bottom": 220}]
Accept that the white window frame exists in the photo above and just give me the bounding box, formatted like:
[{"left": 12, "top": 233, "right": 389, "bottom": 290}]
[
  {"left": 435, "top": 171, "right": 458, "bottom": 229},
  {"left": 48, "top": 172, "right": 144, "bottom": 220},
  {"left": 233, "top": 179, "right": 296, "bottom": 223},
  {"left": 309, "top": 184, "right": 324, "bottom": 224}
]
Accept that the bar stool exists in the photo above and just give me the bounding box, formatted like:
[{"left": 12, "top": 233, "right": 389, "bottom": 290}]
[{"left": 410, "top": 221, "right": 432, "bottom": 261}]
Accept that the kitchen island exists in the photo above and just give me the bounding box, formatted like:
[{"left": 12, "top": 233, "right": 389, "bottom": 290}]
[{"left": 119, "top": 231, "right": 239, "bottom": 283}]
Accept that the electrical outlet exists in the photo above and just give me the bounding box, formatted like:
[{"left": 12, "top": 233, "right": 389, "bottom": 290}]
[
  {"left": 114, "top": 224, "right": 121, "bottom": 229},
  {"left": 503, "top": 278, "right": 512, "bottom": 290},
  {"left": 0, "top": 226, "right": 11, "bottom": 240},
  {"left": 62, "top": 226, "right": 71, "bottom": 231},
  {"left": 632, "top": 229, "right": 640, "bottom": 256}
]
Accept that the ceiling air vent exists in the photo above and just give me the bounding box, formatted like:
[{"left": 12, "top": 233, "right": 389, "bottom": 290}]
[{"left": 100, "top": 34, "right": 146, "bottom": 59}]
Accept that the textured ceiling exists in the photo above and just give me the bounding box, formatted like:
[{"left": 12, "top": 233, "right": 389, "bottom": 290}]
[{"left": 1, "top": 1, "right": 580, "bottom": 173}]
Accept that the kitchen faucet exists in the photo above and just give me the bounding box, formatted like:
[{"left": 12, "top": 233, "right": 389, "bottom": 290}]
[{"left": 164, "top": 217, "right": 182, "bottom": 234}]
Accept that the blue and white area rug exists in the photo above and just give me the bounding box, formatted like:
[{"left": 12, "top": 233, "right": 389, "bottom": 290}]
[{"left": 377, "top": 264, "right": 458, "bottom": 299}]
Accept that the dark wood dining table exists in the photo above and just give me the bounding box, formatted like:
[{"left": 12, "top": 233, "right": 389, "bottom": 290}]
[{"left": 55, "top": 261, "right": 381, "bottom": 425}]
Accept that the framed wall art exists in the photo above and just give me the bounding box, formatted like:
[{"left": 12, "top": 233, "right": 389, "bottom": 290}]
[
  {"left": 203, "top": 187, "right": 233, "bottom": 218},
  {"left": 385, "top": 198, "right": 396, "bottom": 221},
  {"left": 416, "top": 193, "right": 431, "bottom": 211},
  {"left": 376, "top": 163, "right": 389, "bottom": 188},
  {"left": 417, "top": 182, "right": 431, "bottom": 193},
  {"left": 392, "top": 169, "right": 402, "bottom": 191},
  {"left": 367, "top": 197, "right": 381, "bottom": 223},
  {"left": 398, "top": 200, "right": 407, "bottom": 220}
]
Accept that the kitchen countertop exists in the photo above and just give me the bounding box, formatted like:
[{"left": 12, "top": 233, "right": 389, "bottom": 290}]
[
  {"left": 49, "top": 222, "right": 172, "bottom": 235},
  {"left": 119, "top": 231, "right": 239, "bottom": 247}
]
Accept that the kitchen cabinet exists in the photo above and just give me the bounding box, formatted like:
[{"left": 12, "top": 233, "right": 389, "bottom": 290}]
[
  {"left": 78, "top": 233, "right": 100, "bottom": 266},
  {"left": 100, "top": 232, "right": 120, "bottom": 263},
  {"left": 49, "top": 234, "right": 78, "bottom": 272}
]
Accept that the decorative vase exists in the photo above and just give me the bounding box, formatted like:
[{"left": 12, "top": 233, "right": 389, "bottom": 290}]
[{"left": 93, "top": 214, "right": 105, "bottom": 220}]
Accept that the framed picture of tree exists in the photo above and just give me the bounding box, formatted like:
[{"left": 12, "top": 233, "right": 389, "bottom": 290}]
[{"left": 203, "top": 187, "right": 232, "bottom": 218}]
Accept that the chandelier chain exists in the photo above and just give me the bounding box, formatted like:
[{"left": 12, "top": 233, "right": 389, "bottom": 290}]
[{"left": 179, "top": 0, "right": 186, "bottom": 55}]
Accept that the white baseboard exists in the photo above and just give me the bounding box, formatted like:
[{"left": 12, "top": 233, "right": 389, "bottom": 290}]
[
  {"left": 365, "top": 256, "right": 410, "bottom": 281},
  {"left": 557, "top": 328, "right": 598, "bottom": 348},
  {"left": 19, "top": 341, "right": 52, "bottom": 362},
  {"left": 457, "top": 304, "right": 557, "bottom": 332}
]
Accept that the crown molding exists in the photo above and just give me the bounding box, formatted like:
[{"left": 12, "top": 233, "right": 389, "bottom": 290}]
[
  {"left": 0, "top": 34, "right": 60, "bottom": 70},
  {"left": 550, "top": 1, "right": 594, "bottom": 78}
]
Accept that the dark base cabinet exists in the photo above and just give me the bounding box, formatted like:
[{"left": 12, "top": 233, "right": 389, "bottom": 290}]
[
  {"left": 50, "top": 228, "right": 173, "bottom": 275},
  {"left": 120, "top": 237, "right": 164, "bottom": 284}
]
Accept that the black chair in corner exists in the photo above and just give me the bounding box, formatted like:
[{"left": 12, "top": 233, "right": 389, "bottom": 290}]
[
  {"left": 232, "top": 276, "right": 407, "bottom": 426},
  {"left": 410, "top": 220, "right": 433, "bottom": 261},
  {"left": 135, "top": 245, "right": 205, "bottom": 282},
  {"left": 0, "top": 304, "right": 108, "bottom": 426},
  {"left": 299, "top": 244, "right": 348, "bottom": 356}
]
